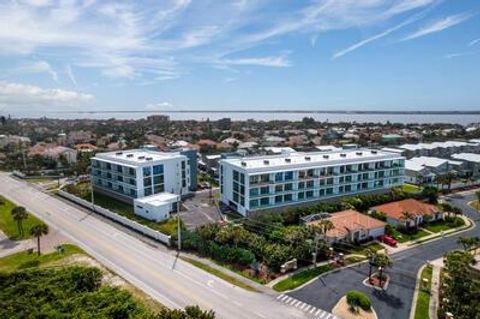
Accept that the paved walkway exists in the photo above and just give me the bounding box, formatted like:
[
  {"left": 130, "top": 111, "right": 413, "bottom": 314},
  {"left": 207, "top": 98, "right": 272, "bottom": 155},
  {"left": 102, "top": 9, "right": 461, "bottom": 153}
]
[{"left": 429, "top": 264, "right": 441, "bottom": 319}]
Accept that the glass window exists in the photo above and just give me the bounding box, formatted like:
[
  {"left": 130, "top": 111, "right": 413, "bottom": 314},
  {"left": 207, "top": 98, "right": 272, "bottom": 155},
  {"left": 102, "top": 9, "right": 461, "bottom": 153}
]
[
  {"left": 298, "top": 181, "right": 305, "bottom": 189},
  {"left": 260, "top": 186, "right": 269, "bottom": 195},
  {"left": 275, "top": 185, "right": 283, "bottom": 193},
  {"left": 144, "top": 187, "right": 152, "bottom": 196},
  {"left": 275, "top": 195, "right": 283, "bottom": 203},
  {"left": 233, "top": 170, "right": 239, "bottom": 181},
  {"left": 128, "top": 168, "right": 136, "bottom": 176},
  {"left": 143, "top": 166, "right": 151, "bottom": 176},
  {"left": 154, "top": 184, "right": 164, "bottom": 193},
  {"left": 284, "top": 183, "right": 293, "bottom": 191},
  {"left": 260, "top": 197, "right": 269, "bottom": 206},
  {"left": 250, "top": 188, "right": 259, "bottom": 196},
  {"left": 298, "top": 192, "right": 305, "bottom": 199},
  {"left": 306, "top": 191, "right": 314, "bottom": 198},
  {"left": 153, "top": 165, "right": 164, "bottom": 175},
  {"left": 284, "top": 194, "right": 292, "bottom": 202},
  {"left": 144, "top": 178, "right": 152, "bottom": 186},
  {"left": 250, "top": 199, "right": 258, "bottom": 208},
  {"left": 275, "top": 172, "right": 283, "bottom": 182},
  {"left": 284, "top": 171, "right": 293, "bottom": 181},
  {"left": 153, "top": 175, "right": 164, "bottom": 184}
]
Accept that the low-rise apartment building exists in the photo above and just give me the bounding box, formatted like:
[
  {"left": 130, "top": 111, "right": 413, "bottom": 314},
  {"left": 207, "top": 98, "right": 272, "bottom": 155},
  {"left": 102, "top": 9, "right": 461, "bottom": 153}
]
[
  {"left": 219, "top": 149, "right": 405, "bottom": 215},
  {"left": 91, "top": 149, "right": 190, "bottom": 204}
]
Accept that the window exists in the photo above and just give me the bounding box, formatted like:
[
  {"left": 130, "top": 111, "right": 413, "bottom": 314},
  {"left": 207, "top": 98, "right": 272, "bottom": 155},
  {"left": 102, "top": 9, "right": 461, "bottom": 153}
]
[
  {"left": 284, "top": 194, "right": 292, "bottom": 202},
  {"left": 275, "top": 195, "right": 283, "bottom": 203},
  {"left": 153, "top": 175, "right": 164, "bottom": 184},
  {"left": 284, "top": 171, "right": 293, "bottom": 181},
  {"left": 144, "top": 187, "right": 152, "bottom": 196},
  {"left": 233, "top": 170, "right": 239, "bottom": 181},
  {"left": 250, "top": 199, "right": 259, "bottom": 208},
  {"left": 298, "top": 181, "right": 305, "bottom": 189},
  {"left": 275, "top": 185, "right": 283, "bottom": 193},
  {"left": 250, "top": 188, "right": 259, "bottom": 196},
  {"left": 143, "top": 166, "right": 151, "bottom": 177},
  {"left": 298, "top": 192, "right": 305, "bottom": 200},
  {"left": 260, "top": 186, "right": 269, "bottom": 195},
  {"left": 128, "top": 168, "right": 136, "bottom": 176},
  {"left": 260, "top": 197, "right": 269, "bottom": 206},
  {"left": 307, "top": 180, "right": 314, "bottom": 188},
  {"left": 144, "top": 178, "right": 152, "bottom": 187},
  {"left": 154, "top": 184, "right": 164, "bottom": 193},
  {"left": 275, "top": 172, "right": 283, "bottom": 182},
  {"left": 250, "top": 175, "right": 259, "bottom": 185},
  {"left": 284, "top": 183, "right": 293, "bottom": 191},
  {"left": 306, "top": 191, "right": 314, "bottom": 198},
  {"left": 153, "top": 165, "right": 164, "bottom": 175}
]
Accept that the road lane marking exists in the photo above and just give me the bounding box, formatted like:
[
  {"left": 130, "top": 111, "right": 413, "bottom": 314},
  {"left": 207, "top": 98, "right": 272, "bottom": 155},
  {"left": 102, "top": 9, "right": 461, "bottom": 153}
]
[
  {"left": 304, "top": 305, "right": 311, "bottom": 311},
  {"left": 277, "top": 294, "right": 284, "bottom": 300},
  {"left": 309, "top": 307, "right": 316, "bottom": 313}
]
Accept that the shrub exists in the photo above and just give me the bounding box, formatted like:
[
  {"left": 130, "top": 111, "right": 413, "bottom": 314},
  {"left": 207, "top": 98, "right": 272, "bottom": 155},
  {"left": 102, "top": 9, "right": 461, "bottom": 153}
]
[{"left": 346, "top": 290, "right": 371, "bottom": 311}]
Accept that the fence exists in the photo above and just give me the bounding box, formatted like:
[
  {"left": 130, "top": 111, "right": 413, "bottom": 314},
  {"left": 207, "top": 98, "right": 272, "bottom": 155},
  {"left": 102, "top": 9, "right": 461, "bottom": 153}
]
[{"left": 58, "top": 190, "right": 171, "bottom": 246}]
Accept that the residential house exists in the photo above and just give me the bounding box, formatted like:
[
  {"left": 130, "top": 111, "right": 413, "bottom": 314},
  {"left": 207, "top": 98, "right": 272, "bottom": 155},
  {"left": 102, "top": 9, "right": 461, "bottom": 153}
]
[{"left": 371, "top": 198, "right": 443, "bottom": 228}]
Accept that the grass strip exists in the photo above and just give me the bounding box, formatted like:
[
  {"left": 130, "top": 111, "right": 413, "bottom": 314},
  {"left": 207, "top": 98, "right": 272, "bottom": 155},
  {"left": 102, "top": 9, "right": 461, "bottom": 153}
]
[
  {"left": 414, "top": 265, "right": 433, "bottom": 319},
  {"left": 180, "top": 256, "right": 259, "bottom": 292},
  {"left": 273, "top": 263, "right": 333, "bottom": 292}
]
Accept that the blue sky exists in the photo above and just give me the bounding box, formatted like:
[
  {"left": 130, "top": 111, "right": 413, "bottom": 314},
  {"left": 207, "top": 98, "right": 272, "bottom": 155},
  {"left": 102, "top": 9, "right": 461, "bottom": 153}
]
[{"left": 0, "top": 0, "right": 479, "bottom": 116}]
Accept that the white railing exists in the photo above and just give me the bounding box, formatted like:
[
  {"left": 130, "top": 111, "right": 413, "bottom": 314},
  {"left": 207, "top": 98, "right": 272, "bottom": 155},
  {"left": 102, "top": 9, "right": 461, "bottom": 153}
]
[{"left": 57, "top": 190, "right": 171, "bottom": 246}]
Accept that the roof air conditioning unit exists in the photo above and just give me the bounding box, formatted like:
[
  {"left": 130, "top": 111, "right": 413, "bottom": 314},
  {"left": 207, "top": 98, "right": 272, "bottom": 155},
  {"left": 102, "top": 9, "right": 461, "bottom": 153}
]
[
  {"left": 305, "top": 156, "right": 311, "bottom": 161},
  {"left": 241, "top": 161, "right": 247, "bottom": 167},
  {"left": 371, "top": 150, "right": 378, "bottom": 154},
  {"left": 126, "top": 154, "right": 134, "bottom": 158},
  {"left": 323, "top": 155, "right": 329, "bottom": 159},
  {"left": 146, "top": 157, "right": 153, "bottom": 160},
  {"left": 263, "top": 160, "right": 270, "bottom": 165},
  {"left": 356, "top": 152, "right": 363, "bottom": 156},
  {"left": 138, "top": 156, "right": 145, "bottom": 160},
  {"left": 340, "top": 153, "right": 346, "bottom": 157},
  {"left": 115, "top": 152, "right": 123, "bottom": 156}
]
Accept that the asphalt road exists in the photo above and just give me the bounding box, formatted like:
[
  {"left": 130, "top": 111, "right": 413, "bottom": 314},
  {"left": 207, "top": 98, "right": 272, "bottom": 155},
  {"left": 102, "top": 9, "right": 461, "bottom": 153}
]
[
  {"left": 289, "top": 191, "right": 480, "bottom": 319},
  {"left": 0, "top": 173, "right": 314, "bottom": 319}
]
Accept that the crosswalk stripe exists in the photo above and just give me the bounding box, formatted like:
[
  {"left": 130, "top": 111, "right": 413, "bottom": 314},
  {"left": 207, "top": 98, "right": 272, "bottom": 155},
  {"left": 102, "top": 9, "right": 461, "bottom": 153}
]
[
  {"left": 288, "top": 298, "right": 296, "bottom": 305},
  {"left": 300, "top": 303, "right": 307, "bottom": 310},
  {"left": 315, "top": 309, "right": 322, "bottom": 316},
  {"left": 318, "top": 312, "right": 326, "bottom": 318},
  {"left": 326, "top": 314, "right": 332, "bottom": 319},
  {"left": 309, "top": 307, "right": 316, "bottom": 313},
  {"left": 280, "top": 295, "right": 289, "bottom": 301},
  {"left": 276, "top": 294, "right": 284, "bottom": 300},
  {"left": 295, "top": 301, "right": 303, "bottom": 308},
  {"left": 304, "top": 305, "right": 311, "bottom": 312}
]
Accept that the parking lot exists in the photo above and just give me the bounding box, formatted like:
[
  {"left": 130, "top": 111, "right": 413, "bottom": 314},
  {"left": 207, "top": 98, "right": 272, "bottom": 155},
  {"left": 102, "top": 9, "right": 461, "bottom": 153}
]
[{"left": 180, "top": 188, "right": 223, "bottom": 230}]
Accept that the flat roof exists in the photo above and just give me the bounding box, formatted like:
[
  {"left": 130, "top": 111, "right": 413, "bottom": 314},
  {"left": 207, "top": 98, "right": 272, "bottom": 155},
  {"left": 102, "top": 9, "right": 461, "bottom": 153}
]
[
  {"left": 93, "top": 149, "right": 184, "bottom": 166},
  {"left": 220, "top": 148, "right": 403, "bottom": 171},
  {"left": 408, "top": 156, "right": 463, "bottom": 168},
  {"left": 399, "top": 140, "right": 472, "bottom": 151},
  {"left": 134, "top": 192, "right": 179, "bottom": 206},
  {"left": 451, "top": 153, "right": 480, "bottom": 163}
]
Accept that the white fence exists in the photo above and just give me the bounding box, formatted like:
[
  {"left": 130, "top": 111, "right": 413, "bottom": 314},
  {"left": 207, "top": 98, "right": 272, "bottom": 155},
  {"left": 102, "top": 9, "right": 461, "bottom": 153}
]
[{"left": 58, "top": 190, "right": 171, "bottom": 246}]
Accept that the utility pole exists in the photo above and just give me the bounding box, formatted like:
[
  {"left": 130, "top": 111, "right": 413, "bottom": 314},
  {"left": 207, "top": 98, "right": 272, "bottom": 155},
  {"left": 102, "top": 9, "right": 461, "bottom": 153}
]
[{"left": 177, "top": 189, "right": 182, "bottom": 251}]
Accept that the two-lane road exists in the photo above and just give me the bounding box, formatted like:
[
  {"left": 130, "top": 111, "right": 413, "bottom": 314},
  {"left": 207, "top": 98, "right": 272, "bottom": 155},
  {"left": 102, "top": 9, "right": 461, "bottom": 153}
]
[
  {"left": 0, "top": 173, "right": 313, "bottom": 319},
  {"left": 289, "top": 191, "right": 480, "bottom": 319}
]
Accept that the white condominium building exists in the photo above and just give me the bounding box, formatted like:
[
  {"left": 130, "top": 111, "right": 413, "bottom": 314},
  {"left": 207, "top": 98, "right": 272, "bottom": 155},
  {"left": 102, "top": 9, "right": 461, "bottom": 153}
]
[
  {"left": 91, "top": 149, "right": 190, "bottom": 203},
  {"left": 219, "top": 149, "right": 405, "bottom": 215}
]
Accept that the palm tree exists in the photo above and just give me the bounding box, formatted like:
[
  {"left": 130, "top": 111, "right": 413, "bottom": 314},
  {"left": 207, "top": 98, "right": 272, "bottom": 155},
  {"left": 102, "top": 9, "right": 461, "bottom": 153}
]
[
  {"left": 366, "top": 249, "right": 378, "bottom": 283},
  {"left": 30, "top": 223, "right": 49, "bottom": 256},
  {"left": 309, "top": 220, "right": 334, "bottom": 265},
  {"left": 11, "top": 206, "right": 28, "bottom": 237},
  {"left": 401, "top": 211, "right": 415, "bottom": 230},
  {"left": 375, "top": 254, "right": 392, "bottom": 289}
]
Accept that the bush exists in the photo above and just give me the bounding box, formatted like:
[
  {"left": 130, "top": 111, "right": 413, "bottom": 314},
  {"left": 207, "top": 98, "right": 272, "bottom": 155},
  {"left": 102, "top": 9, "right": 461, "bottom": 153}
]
[{"left": 346, "top": 290, "right": 371, "bottom": 311}]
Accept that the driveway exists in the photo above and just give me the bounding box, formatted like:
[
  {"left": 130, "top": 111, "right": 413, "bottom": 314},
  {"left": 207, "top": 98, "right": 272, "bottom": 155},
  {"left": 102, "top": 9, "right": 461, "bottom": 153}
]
[
  {"left": 288, "top": 191, "right": 480, "bottom": 319},
  {"left": 180, "top": 189, "right": 222, "bottom": 229}
]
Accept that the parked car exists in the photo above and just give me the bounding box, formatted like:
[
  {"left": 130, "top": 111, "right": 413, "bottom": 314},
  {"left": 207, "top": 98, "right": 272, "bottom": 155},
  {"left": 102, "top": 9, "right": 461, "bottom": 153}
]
[{"left": 378, "top": 234, "right": 397, "bottom": 247}]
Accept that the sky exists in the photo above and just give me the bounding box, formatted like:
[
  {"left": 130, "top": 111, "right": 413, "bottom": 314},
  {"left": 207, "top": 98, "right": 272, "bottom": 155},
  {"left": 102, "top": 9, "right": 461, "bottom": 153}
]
[{"left": 0, "top": 0, "right": 479, "bottom": 117}]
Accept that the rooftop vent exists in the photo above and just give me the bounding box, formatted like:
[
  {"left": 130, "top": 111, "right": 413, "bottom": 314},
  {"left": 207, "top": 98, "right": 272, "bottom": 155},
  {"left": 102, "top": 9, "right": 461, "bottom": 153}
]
[
  {"left": 241, "top": 161, "right": 247, "bottom": 167},
  {"left": 356, "top": 152, "right": 363, "bottom": 156},
  {"left": 115, "top": 152, "right": 123, "bottom": 156},
  {"left": 126, "top": 154, "right": 134, "bottom": 158},
  {"left": 340, "top": 153, "right": 347, "bottom": 157},
  {"left": 146, "top": 157, "right": 153, "bottom": 160},
  {"left": 138, "top": 156, "right": 145, "bottom": 160},
  {"left": 371, "top": 150, "right": 378, "bottom": 154},
  {"left": 285, "top": 158, "right": 291, "bottom": 163},
  {"left": 305, "top": 156, "right": 311, "bottom": 161},
  {"left": 263, "top": 160, "right": 270, "bottom": 165},
  {"left": 323, "top": 155, "right": 329, "bottom": 159}
]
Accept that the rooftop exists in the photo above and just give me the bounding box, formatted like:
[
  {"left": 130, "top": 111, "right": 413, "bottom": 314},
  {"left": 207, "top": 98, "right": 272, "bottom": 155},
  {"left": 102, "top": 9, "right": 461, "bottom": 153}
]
[
  {"left": 308, "top": 209, "right": 386, "bottom": 239},
  {"left": 93, "top": 149, "right": 184, "bottom": 166},
  {"left": 407, "top": 156, "right": 463, "bottom": 168},
  {"left": 220, "top": 148, "right": 402, "bottom": 171},
  {"left": 372, "top": 198, "right": 440, "bottom": 220},
  {"left": 134, "top": 192, "right": 179, "bottom": 207},
  {"left": 399, "top": 140, "right": 476, "bottom": 151},
  {"left": 451, "top": 152, "right": 480, "bottom": 163}
]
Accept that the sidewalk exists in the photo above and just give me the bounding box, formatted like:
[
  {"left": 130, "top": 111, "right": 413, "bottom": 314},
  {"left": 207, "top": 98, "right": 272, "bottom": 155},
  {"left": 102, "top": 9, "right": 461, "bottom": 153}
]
[{"left": 429, "top": 263, "right": 441, "bottom": 319}]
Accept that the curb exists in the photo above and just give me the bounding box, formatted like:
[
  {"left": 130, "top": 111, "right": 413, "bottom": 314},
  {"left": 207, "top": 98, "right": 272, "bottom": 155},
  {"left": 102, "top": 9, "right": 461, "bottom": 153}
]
[{"left": 409, "top": 263, "right": 427, "bottom": 319}]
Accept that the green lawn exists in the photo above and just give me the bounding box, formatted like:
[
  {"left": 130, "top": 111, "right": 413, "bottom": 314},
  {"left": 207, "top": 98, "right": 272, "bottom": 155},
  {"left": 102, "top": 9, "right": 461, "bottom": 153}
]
[
  {"left": 469, "top": 200, "right": 480, "bottom": 212},
  {"left": 0, "top": 244, "right": 84, "bottom": 272},
  {"left": 0, "top": 195, "right": 43, "bottom": 240},
  {"left": 423, "top": 218, "right": 465, "bottom": 233},
  {"left": 333, "top": 242, "right": 384, "bottom": 256},
  {"left": 180, "top": 256, "right": 259, "bottom": 292},
  {"left": 401, "top": 183, "right": 422, "bottom": 194},
  {"left": 273, "top": 264, "right": 333, "bottom": 292},
  {"left": 414, "top": 265, "right": 433, "bottom": 319},
  {"left": 389, "top": 228, "right": 431, "bottom": 243},
  {"left": 64, "top": 183, "right": 180, "bottom": 236}
]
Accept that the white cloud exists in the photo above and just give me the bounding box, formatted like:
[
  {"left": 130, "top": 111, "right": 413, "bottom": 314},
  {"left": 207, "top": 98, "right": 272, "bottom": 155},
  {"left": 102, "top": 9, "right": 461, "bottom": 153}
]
[
  {"left": 333, "top": 18, "right": 416, "bottom": 59},
  {"left": 65, "top": 64, "right": 77, "bottom": 86},
  {"left": 218, "top": 55, "right": 291, "bottom": 68},
  {"left": 12, "top": 61, "right": 58, "bottom": 82},
  {"left": 401, "top": 13, "right": 472, "bottom": 41},
  {"left": 0, "top": 81, "right": 94, "bottom": 106},
  {"left": 469, "top": 38, "right": 480, "bottom": 47}
]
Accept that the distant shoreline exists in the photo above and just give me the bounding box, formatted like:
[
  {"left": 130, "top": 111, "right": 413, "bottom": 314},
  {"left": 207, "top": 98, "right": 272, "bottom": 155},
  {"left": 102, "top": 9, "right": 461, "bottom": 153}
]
[{"left": 60, "top": 110, "right": 480, "bottom": 115}]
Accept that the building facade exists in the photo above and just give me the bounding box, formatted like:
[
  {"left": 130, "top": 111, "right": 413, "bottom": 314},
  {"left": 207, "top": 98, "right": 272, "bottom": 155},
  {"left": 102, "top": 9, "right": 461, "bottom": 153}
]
[
  {"left": 219, "top": 149, "right": 405, "bottom": 215},
  {"left": 91, "top": 149, "right": 190, "bottom": 204}
]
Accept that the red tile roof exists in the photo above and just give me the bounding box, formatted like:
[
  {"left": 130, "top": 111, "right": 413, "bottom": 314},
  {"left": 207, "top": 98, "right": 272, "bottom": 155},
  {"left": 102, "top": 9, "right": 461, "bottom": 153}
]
[
  {"left": 372, "top": 198, "right": 440, "bottom": 221},
  {"left": 309, "top": 209, "right": 386, "bottom": 239}
]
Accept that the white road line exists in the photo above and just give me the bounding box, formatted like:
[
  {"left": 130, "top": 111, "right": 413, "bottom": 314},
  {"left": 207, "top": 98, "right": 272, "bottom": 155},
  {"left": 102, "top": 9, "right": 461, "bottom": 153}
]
[
  {"left": 280, "top": 295, "right": 289, "bottom": 301},
  {"left": 276, "top": 294, "right": 284, "bottom": 300},
  {"left": 309, "top": 307, "right": 316, "bottom": 314},
  {"left": 285, "top": 297, "right": 292, "bottom": 303},
  {"left": 300, "top": 303, "right": 307, "bottom": 310},
  {"left": 318, "top": 312, "right": 326, "bottom": 318},
  {"left": 294, "top": 301, "right": 303, "bottom": 308},
  {"left": 315, "top": 309, "right": 322, "bottom": 316},
  {"left": 326, "top": 314, "right": 332, "bottom": 319},
  {"left": 288, "top": 298, "right": 297, "bottom": 305},
  {"left": 304, "top": 305, "right": 311, "bottom": 312}
]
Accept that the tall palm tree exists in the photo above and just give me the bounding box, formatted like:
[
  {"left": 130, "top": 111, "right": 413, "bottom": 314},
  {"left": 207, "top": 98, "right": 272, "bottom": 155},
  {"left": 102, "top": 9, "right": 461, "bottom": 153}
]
[
  {"left": 30, "top": 223, "right": 49, "bottom": 256},
  {"left": 375, "top": 254, "right": 393, "bottom": 289},
  {"left": 366, "top": 248, "right": 378, "bottom": 283},
  {"left": 401, "top": 211, "right": 415, "bottom": 229},
  {"left": 11, "top": 206, "right": 28, "bottom": 237},
  {"left": 309, "top": 219, "right": 334, "bottom": 265}
]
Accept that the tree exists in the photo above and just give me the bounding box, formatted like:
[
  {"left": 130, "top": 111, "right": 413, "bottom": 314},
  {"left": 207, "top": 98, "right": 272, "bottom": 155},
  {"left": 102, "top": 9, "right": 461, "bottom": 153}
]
[
  {"left": 366, "top": 249, "right": 378, "bottom": 283},
  {"left": 11, "top": 206, "right": 28, "bottom": 237},
  {"left": 30, "top": 223, "right": 49, "bottom": 256},
  {"left": 401, "top": 211, "right": 416, "bottom": 229},
  {"left": 457, "top": 236, "right": 480, "bottom": 254},
  {"left": 374, "top": 254, "right": 392, "bottom": 289},
  {"left": 421, "top": 186, "right": 438, "bottom": 204}
]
